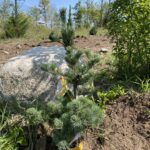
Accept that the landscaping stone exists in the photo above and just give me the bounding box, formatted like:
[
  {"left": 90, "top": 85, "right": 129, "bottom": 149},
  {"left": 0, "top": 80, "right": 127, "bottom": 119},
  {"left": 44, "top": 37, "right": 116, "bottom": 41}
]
[{"left": 0, "top": 46, "right": 68, "bottom": 103}]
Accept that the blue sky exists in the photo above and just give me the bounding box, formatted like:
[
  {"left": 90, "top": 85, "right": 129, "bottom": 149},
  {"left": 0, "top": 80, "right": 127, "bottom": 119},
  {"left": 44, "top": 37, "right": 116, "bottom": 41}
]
[
  {"left": 21, "top": 0, "right": 100, "bottom": 12},
  {"left": 22, "top": 0, "right": 81, "bottom": 11}
]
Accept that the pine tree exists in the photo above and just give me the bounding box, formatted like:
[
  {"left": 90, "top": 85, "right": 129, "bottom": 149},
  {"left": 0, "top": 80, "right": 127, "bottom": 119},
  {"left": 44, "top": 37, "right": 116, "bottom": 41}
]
[
  {"left": 64, "top": 47, "right": 99, "bottom": 98},
  {"left": 73, "top": 0, "right": 82, "bottom": 28},
  {"left": 67, "top": 5, "right": 72, "bottom": 27},
  {"left": 42, "top": 47, "right": 100, "bottom": 98},
  {"left": 47, "top": 96, "right": 103, "bottom": 150},
  {"left": 39, "top": 0, "right": 50, "bottom": 27},
  {"left": 59, "top": 7, "right": 67, "bottom": 26},
  {"left": 0, "top": 0, "right": 12, "bottom": 22},
  {"left": 29, "top": 6, "right": 41, "bottom": 23},
  {"left": 4, "top": 13, "right": 28, "bottom": 38}
]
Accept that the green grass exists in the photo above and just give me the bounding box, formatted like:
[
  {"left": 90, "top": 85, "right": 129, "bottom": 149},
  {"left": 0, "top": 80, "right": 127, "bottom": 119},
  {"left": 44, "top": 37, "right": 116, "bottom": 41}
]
[
  {"left": 75, "top": 27, "right": 108, "bottom": 37},
  {"left": 24, "top": 22, "right": 50, "bottom": 41},
  {"left": 97, "top": 28, "right": 109, "bottom": 36},
  {"left": 75, "top": 27, "right": 90, "bottom": 37}
]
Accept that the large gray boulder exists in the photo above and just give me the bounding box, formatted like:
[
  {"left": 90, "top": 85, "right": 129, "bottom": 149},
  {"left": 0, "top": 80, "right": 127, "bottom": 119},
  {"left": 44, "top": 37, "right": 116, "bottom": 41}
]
[{"left": 0, "top": 46, "right": 68, "bottom": 103}]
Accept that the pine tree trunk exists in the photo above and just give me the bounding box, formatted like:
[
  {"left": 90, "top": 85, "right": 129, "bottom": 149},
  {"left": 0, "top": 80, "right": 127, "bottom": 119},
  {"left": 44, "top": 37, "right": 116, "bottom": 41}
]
[
  {"left": 73, "top": 84, "right": 77, "bottom": 98},
  {"left": 14, "top": 0, "right": 18, "bottom": 17}
]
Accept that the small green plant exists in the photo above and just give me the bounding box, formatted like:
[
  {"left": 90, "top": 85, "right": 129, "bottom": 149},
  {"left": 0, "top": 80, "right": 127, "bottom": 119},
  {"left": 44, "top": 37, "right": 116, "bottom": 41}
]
[
  {"left": 49, "top": 31, "right": 60, "bottom": 42},
  {"left": 97, "top": 85, "right": 125, "bottom": 108},
  {"left": 133, "top": 77, "right": 150, "bottom": 92},
  {"left": 61, "top": 26, "right": 75, "bottom": 47},
  {"left": 47, "top": 96, "right": 103, "bottom": 150},
  {"left": 0, "top": 106, "right": 27, "bottom": 150},
  {"left": 0, "top": 127, "right": 27, "bottom": 150},
  {"left": 89, "top": 26, "right": 97, "bottom": 35}
]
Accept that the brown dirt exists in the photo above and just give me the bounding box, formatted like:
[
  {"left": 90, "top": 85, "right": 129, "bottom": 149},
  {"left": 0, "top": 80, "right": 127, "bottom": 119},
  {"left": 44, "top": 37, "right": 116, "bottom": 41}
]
[
  {"left": 83, "top": 93, "right": 150, "bottom": 150},
  {"left": 103, "top": 93, "right": 150, "bottom": 150},
  {"left": 0, "top": 36, "right": 113, "bottom": 64},
  {"left": 0, "top": 40, "right": 64, "bottom": 64},
  {"left": 74, "top": 35, "right": 113, "bottom": 52}
]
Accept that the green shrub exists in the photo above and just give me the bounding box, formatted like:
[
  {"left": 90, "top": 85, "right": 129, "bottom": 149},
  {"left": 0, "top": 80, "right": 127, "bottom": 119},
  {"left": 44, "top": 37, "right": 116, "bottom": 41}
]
[
  {"left": 47, "top": 96, "right": 103, "bottom": 150},
  {"left": 4, "top": 13, "right": 28, "bottom": 38},
  {"left": 97, "top": 85, "right": 125, "bottom": 108},
  {"left": 0, "top": 127, "right": 27, "bottom": 150},
  {"left": 108, "top": 0, "right": 150, "bottom": 79},
  {"left": 26, "top": 107, "right": 43, "bottom": 125},
  {"left": 133, "top": 77, "right": 150, "bottom": 93},
  {"left": 42, "top": 47, "right": 100, "bottom": 98},
  {"left": 89, "top": 26, "right": 97, "bottom": 35},
  {"left": 49, "top": 31, "right": 60, "bottom": 42},
  {"left": 61, "top": 26, "right": 75, "bottom": 47}
]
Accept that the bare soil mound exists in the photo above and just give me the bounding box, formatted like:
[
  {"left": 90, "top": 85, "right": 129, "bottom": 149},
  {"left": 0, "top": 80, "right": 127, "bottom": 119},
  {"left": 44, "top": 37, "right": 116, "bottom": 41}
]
[{"left": 101, "top": 93, "right": 150, "bottom": 150}]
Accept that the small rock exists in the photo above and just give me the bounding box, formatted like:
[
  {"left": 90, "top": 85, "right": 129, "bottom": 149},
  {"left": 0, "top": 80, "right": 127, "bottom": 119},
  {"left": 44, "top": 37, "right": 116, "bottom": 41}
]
[
  {"left": 37, "top": 43, "right": 42, "bottom": 46},
  {"left": 2, "top": 50, "right": 9, "bottom": 55},
  {"left": 100, "top": 48, "right": 109, "bottom": 53},
  {"left": 16, "top": 44, "right": 22, "bottom": 49},
  {"left": 31, "top": 44, "right": 36, "bottom": 47},
  {"left": 24, "top": 43, "right": 29, "bottom": 46}
]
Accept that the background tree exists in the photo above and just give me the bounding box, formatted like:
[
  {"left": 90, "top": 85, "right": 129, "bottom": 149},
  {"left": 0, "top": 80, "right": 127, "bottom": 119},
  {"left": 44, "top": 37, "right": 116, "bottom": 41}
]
[
  {"left": 29, "top": 6, "right": 41, "bottom": 23},
  {"left": 39, "top": 0, "right": 50, "bottom": 27},
  {"left": 3, "top": 0, "right": 28, "bottom": 38},
  {"left": 67, "top": 5, "right": 72, "bottom": 27},
  {"left": 0, "top": 0, "right": 12, "bottom": 22},
  {"left": 73, "top": 0, "right": 82, "bottom": 28},
  {"left": 52, "top": 11, "right": 61, "bottom": 28},
  {"left": 59, "top": 7, "right": 67, "bottom": 26},
  {"left": 100, "top": 0, "right": 104, "bottom": 26},
  {"left": 49, "top": 4, "right": 57, "bottom": 28},
  {"left": 108, "top": 0, "right": 150, "bottom": 79},
  {"left": 4, "top": 13, "right": 28, "bottom": 38}
]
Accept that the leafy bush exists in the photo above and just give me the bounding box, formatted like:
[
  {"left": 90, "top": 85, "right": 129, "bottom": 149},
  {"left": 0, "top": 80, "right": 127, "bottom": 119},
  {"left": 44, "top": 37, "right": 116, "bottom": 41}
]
[
  {"left": 49, "top": 31, "right": 60, "bottom": 42},
  {"left": 89, "top": 26, "right": 97, "bottom": 35},
  {"left": 108, "top": 0, "right": 150, "bottom": 79},
  {"left": 4, "top": 13, "right": 28, "bottom": 38},
  {"left": 97, "top": 85, "right": 125, "bottom": 108},
  {"left": 0, "top": 127, "right": 26, "bottom": 150},
  {"left": 47, "top": 96, "right": 103, "bottom": 150},
  {"left": 0, "top": 107, "right": 27, "bottom": 150},
  {"left": 133, "top": 77, "right": 150, "bottom": 93},
  {"left": 61, "top": 26, "right": 75, "bottom": 47}
]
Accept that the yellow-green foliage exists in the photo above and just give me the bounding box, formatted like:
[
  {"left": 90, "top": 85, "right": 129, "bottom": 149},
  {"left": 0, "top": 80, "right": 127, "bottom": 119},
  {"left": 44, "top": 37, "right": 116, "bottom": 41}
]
[
  {"left": 97, "top": 28, "right": 108, "bottom": 36},
  {"left": 75, "top": 27, "right": 90, "bottom": 37},
  {"left": 25, "top": 20, "right": 50, "bottom": 40},
  {"left": 97, "top": 85, "right": 125, "bottom": 108},
  {"left": 133, "top": 77, "right": 150, "bottom": 93},
  {"left": 0, "top": 127, "right": 26, "bottom": 150},
  {"left": 75, "top": 27, "right": 108, "bottom": 37}
]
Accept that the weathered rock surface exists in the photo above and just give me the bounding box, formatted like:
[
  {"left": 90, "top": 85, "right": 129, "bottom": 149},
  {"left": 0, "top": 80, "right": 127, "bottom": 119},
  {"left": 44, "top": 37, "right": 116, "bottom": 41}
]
[{"left": 0, "top": 46, "right": 67, "bottom": 103}]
